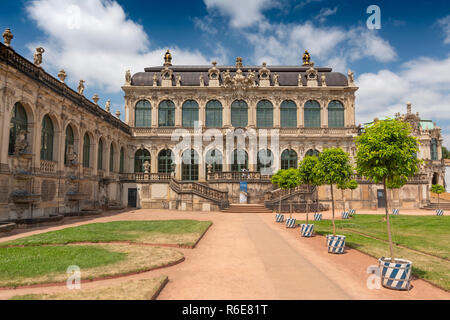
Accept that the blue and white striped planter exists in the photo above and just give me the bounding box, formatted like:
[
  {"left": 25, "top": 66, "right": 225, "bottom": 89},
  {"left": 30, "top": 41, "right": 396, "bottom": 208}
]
[
  {"left": 436, "top": 209, "right": 444, "bottom": 216},
  {"left": 392, "top": 209, "right": 400, "bottom": 215},
  {"left": 349, "top": 209, "right": 356, "bottom": 215},
  {"left": 326, "top": 235, "right": 346, "bottom": 254},
  {"left": 314, "top": 213, "right": 323, "bottom": 221},
  {"left": 379, "top": 257, "right": 412, "bottom": 291},
  {"left": 275, "top": 214, "right": 285, "bottom": 223},
  {"left": 300, "top": 224, "right": 314, "bottom": 237},
  {"left": 286, "top": 218, "right": 297, "bottom": 228},
  {"left": 341, "top": 212, "right": 350, "bottom": 219}
]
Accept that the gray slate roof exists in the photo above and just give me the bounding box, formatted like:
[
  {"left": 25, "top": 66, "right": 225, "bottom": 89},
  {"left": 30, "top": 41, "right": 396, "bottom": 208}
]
[{"left": 132, "top": 65, "right": 349, "bottom": 87}]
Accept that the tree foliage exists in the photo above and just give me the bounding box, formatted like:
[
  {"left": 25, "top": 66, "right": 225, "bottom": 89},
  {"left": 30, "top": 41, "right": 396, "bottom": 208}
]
[
  {"left": 431, "top": 184, "right": 445, "bottom": 195},
  {"left": 271, "top": 168, "right": 300, "bottom": 190},
  {"left": 298, "top": 156, "right": 322, "bottom": 186},
  {"left": 337, "top": 179, "right": 358, "bottom": 190},
  {"left": 314, "top": 148, "right": 354, "bottom": 186},
  {"left": 355, "top": 118, "right": 420, "bottom": 188},
  {"left": 443, "top": 147, "right": 450, "bottom": 159}
]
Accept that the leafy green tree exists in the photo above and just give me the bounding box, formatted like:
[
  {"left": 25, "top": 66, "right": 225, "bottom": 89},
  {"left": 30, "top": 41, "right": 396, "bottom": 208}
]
[
  {"left": 431, "top": 184, "right": 446, "bottom": 210},
  {"left": 337, "top": 179, "right": 358, "bottom": 213},
  {"left": 298, "top": 156, "right": 322, "bottom": 224},
  {"left": 355, "top": 119, "right": 420, "bottom": 260},
  {"left": 442, "top": 147, "right": 450, "bottom": 159},
  {"left": 314, "top": 148, "right": 354, "bottom": 236},
  {"left": 271, "top": 168, "right": 301, "bottom": 217}
]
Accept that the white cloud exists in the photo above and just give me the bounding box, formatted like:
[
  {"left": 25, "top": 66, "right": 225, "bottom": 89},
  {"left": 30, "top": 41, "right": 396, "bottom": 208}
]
[
  {"left": 203, "top": 0, "right": 278, "bottom": 28},
  {"left": 355, "top": 55, "right": 450, "bottom": 148},
  {"left": 315, "top": 7, "right": 338, "bottom": 23},
  {"left": 25, "top": 0, "right": 210, "bottom": 93},
  {"left": 438, "top": 15, "right": 450, "bottom": 44}
]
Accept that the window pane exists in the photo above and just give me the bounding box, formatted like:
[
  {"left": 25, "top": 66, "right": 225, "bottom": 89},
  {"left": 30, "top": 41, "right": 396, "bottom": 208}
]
[
  {"left": 257, "top": 149, "right": 273, "bottom": 173},
  {"left": 110, "top": 144, "right": 114, "bottom": 172},
  {"left": 40, "top": 115, "right": 54, "bottom": 161},
  {"left": 83, "top": 134, "right": 90, "bottom": 168},
  {"left": 257, "top": 100, "right": 273, "bottom": 128},
  {"left": 135, "top": 100, "right": 151, "bottom": 127},
  {"left": 158, "top": 149, "right": 173, "bottom": 173},
  {"left": 281, "top": 149, "right": 298, "bottom": 170},
  {"left": 206, "top": 100, "right": 223, "bottom": 128},
  {"left": 182, "top": 100, "right": 199, "bottom": 127},
  {"left": 304, "top": 100, "right": 321, "bottom": 128},
  {"left": 231, "top": 150, "right": 248, "bottom": 172},
  {"left": 120, "top": 148, "right": 124, "bottom": 173},
  {"left": 9, "top": 103, "right": 28, "bottom": 155},
  {"left": 182, "top": 149, "right": 199, "bottom": 181},
  {"left": 281, "top": 100, "right": 297, "bottom": 128},
  {"left": 328, "top": 100, "right": 344, "bottom": 128},
  {"left": 159, "top": 100, "right": 175, "bottom": 127},
  {"left": 134, "top": 149, "right": 151, "bottom": 173},
  {"left": 98, "top": 139, "right": 103, "bottom": 170},
  {"left": 231, "top": 100, "right": 248, "bottom": 127}
]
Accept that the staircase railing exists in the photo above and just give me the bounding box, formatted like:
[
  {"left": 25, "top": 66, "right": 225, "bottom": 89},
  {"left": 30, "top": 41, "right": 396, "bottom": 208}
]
[{"left": 169, "top": 178, "right": 229, "bottom": 209}]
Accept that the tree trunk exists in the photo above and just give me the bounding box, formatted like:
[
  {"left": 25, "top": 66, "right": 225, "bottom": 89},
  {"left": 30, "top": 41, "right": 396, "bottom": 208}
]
[
  {"left": 384, "top": 178, "right": 395, "bottom": 260},
  {"left": 438, "top": 194, "right": 440, "bottom": 210},
  {"left": 306, "top": 185, "right": 309, "bottom": 225},
  {"left": 331, "top": 184, "right": 336, "bottom": 236},
  {"left": 342, "top": 189, "right": 346, "bottom": 213},
  {"left": 279, "top": 194, "right": 282, "bottom": 214}
]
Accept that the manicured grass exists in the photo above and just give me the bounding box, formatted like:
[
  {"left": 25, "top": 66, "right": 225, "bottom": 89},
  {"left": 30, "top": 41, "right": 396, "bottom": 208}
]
[
  {"left": 0, "top": 244, "right": 183, "bottom": 288},
  {"left": 10, "top": 277, "right": 168, "bottom": 300},
  {"left": 300, "top": 215, "right": 450, "bottom": 290},
  {"left": 2, "top": 220, "right": 212, "bottom": 248}
]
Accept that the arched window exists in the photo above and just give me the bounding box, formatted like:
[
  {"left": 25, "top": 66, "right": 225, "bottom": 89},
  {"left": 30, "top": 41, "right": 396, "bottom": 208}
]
[
  {"left": 257, "top": 100, "right": 273, "bottom": 128},
  {"left": 257, "top": 149, "right": 274, "bottom": 174},
  {"left": 281, "top": 100, "right": 297, "bottom": 128},
  {"left": 82, "top": 133, "right": 91, "bottom": 168},
  {"left": 206, "top": 100, "right": 223, "bottom": 128},
  {"left": 431, "top": 139, "right": 438, "bottom": 161},
  {"left": 159, "top": 100, "right": 175, "bottom": 127},
  {"left": 135, "top": 100, "right": 151, "bottom": 127},
  {"left": 281, "top": 149, "right": 298, "bottom": 170},
  {"left": 97, "top": 139, "right": 104, "bottom": 170},
  {"left": 65, "top": 125, "right": 75, "bottom": 165},
  {"left": 40, "top": 115, "right": 54, "bottom": 161},
  {"left": 306, "top": 149, "right": 320, "bottom": 157},
  {"left": 134, "top": 149, "right": 151, "bottom": 173},
  {"left": 158, "top": 149, "right": 174, "bottom": 173},
  {"left": 304, "top": 100, "right": 321, "bottom": 128},
  {"left": 205, "top": 149, "right": 223, "bottom": 174},
  {"left": 110, "top": 144, "right": 115, "bottom": 172},
  {"left": 182, "top": 149, "right": 199, "bottom": 181},
  {"left": 231, "top": 149, "right": 248, "bottom": 172},
  {"left": 231, "top": 100, "right": 248, "bottom": 127},
  {"left": 328, "top": 100, "right": 345, "bottom": 128},
  {"left": 119, "top": 147, "right": 125, "bottom": 174},
  {"left": 182, "top": 100, "right": 199, "bottom": 127},
  {"left": 9, "top": 102, "right": 28, "bottom": 155}
]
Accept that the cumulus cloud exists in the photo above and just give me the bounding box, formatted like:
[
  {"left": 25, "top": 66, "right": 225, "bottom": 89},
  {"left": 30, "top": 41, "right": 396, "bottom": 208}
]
[
  {"left": 25, "top": 0, "right": 210, "bottom": 93},
  {"left": 314, "top": 7, "right": 338, "bottom": 23},
  {"left": 438, "top": 15, "right": 450, "bottom": 44},
  {"left": 355, "top": 55, "right": 450, "bottom": 148}
]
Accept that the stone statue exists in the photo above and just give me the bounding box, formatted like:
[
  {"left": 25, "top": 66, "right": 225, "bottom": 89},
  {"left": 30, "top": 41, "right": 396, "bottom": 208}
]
[
  {"left": 348, "top": 69, "right": 355, "bottom": 85},
  {"left": 105, "top": 100, "right": 111, "bottom": 112},
  {"left": 78, "top": 80, "right": 85, "bottom": 95},
  {"left": 223, "top": 69, "right": 232, "bottom": 86},
  {"left": 115, "top": 110, "right": 121, "bottom": 118},
  {"left": 125, "top": 70, "right": 131, "bottom": 85},
  {"left": 236, "top": 57, "right": 243, "bottom": 69},
  {"left": 92, "top": 94, "right": 99, "bottom": 104},
  {"left": 66, "top": 144, "right": 77, "bottom": 165},
  {"left": 2, "top": 28, "right": 13, "bottom": 47},
  {"left": 199, "top": 73, "right": 205, "bottom": 87},
  {"left": 34, "top": 47, "right": 45, "bottom": 67},
  {"left": 298, "top": 73, "right": 303, "bottom": 87},
  {"left": 15, "top": 130, "right": 29, "bottom": 155},
  {"left": 58, "top": 70, "right": 67, "bottom": 83},
  {"left": 247, "top": 69, "right": 257, "bottom": 87},
  {"left": 273, "top": 73, "right": 279, "bottom": 86},
  {"left": 321, "top": 74, "right": 326, "bottom": 86},
  {"left": 143, "top": 161, "right": 151, "bottom": 174},
  {"left": 153, "top": 73, "right": 158, "bottom": 86},
  {"left": 176, "top": 73, "right": 181, "bottom": 86}
]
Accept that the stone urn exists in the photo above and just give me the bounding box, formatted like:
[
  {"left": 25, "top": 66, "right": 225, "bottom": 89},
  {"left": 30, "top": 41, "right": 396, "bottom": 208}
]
[{"left": 11, "top": 190, "right": 40, "bottom": 204}]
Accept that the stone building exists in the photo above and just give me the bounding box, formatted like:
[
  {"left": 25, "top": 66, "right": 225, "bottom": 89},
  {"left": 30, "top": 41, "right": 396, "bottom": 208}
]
[{"left": 0, "top": 31, "right": 446, "bottom": 222}]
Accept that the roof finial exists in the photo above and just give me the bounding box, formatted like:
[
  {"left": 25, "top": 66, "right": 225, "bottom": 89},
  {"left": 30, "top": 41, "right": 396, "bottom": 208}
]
[
  {"left": 302, "top": 50, "right": 311, "bottom": 66},
  {"left": 236, "top": 57, "right": 243, "bottom": 69},
  {"left": 2, "top": 28, "right": 13, "bottom": 47},
  {"left": 407, "top": 101, "right": 412, "bottom": 114},
  {"left": 164, "top": 49, "right": 172, "bottom": 66}
]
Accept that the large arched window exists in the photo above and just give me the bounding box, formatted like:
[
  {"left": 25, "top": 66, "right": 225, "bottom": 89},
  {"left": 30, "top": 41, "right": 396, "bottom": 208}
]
[
  {"left": 304, "top": 100, "right": 321, "bottom": 128},
  {"left": 281, "top": 149, "right": 298, "bottom": 170},
  {"left": 205, "top": 149, "right": 223, "bottom": 174},
  {"left": 182, "top": 100, "right": 199, "bottom": 127},
  {"left": 119, "top": 147, "right": 125, "bottom": 174},
  {"left": 281, "top": 100, "right": 297, "bottom": 128},
  {"left": 135, "top": 149, "right": 151, "bottom": 173},
  {"left": 135, "top": 100, "right": 151, "bottom": 127},
  {"left": 231, "top": 100, "right": 248, "bottom": 127},
  {"left": 159, "top": 100, "right": 175, "bottom": 127},
  {"left": 257, "top": 149, "right": 274, "bottom": 174},
  {"left": 231, "top": 149, "right": 248, "bottom": 172},
  {"left": 40, "top": 115, "right": 54, "bottom": 161},
  {"left": 110, "top": 144, "right": 115, "bottom": 172},
  {"left": 158, "top": 149, "right": 174, "bottom": 173},
  {"left": 328, "top": 100, "right": 345, "bottom": 128},
  {"left": 431, "top": 139, "right": 438, "bottom": 161},
  {"left": 206, "top": 100, "right": 223, "bottom": 128},
  {"left": 182, "top": 149, "right": 199, "bottom": 181},
  {"left": 82, "top": 133, "right": 91, "bottom": 168},
  {"left": 257, "top": 100, "right": 273, "bottom": 128},
  {"left": 97, "top": 139, "right": 104, "bottom": 170},
  {"left": 65, "top": 125, "right": 75, "bottom": 165},
  {"left": 306, "top": 149, "right": 320, "bottom": 157},
  {"left": 8, "top": 102, "right": 28, "bottom": 155}
]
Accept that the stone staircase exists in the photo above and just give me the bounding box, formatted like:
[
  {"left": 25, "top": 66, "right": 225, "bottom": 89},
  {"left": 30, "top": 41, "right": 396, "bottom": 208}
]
[
  {"left": 222, "top": 204, "right": 273, "bottom": 213},
  {"left": 423, "top": 202, "right": 450, "bottom": 211}
]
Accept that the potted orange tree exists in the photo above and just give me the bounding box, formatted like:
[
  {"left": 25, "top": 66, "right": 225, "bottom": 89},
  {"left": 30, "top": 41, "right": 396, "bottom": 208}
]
[
  {"left": 431, "top": 184, "right": 445, "bottom": 215},
  {"left": 271, "top": 168, "right": 300, "bottom": 228},
  {"left": 355, "top": 118, "right": 420, "bottom": 290}
]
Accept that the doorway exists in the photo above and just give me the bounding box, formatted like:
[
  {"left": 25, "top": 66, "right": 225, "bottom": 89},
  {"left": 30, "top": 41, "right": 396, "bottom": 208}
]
[
  {"left": 128, "top": 188, "right": 137, "bottom": 208},
  {"left": 377, "top": 189, "right": 386, "bottom": 208}
]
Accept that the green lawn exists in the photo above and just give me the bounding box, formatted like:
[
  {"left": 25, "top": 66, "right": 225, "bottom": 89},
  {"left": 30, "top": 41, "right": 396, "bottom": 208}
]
[
  {"left": 301, "top": 215, "right": 450, "bottom": 290},
  {"left": 2, "top": 220, "right": 212, "bottom": 248}
]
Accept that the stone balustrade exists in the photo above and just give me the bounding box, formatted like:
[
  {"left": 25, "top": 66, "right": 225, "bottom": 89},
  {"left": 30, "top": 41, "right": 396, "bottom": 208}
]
[{"left": 39, "top": 160, "right": 57, "bottom": 174}]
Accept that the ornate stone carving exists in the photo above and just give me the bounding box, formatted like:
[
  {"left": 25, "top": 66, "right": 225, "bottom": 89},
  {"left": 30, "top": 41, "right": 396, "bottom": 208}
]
[
  {"left": 2, "top": 28, "right": 13, "bottom": 47},
  {"left": 235, "top": 57, "right": 243, "bottom": 69},
  {"left": 58, "top": 70, "right": 67, "bottom": 83},
  {"left": 302, "top": 50, "right": 312, "bottom": 66},
  {"left": 273, "top": 73, "right": 279, "bottom": 87},
  {"left": 258, "top": 62, "right": 271, "bottom": 80},
  {"left": 153, "top": 73, "right": 158, "bottom": 87},
  {"left": 321, "top": 74, "right": 327, "bottom": 87},
  {"left": 222, "top": 67, "right": 256, "bottom": 90},
  {"left": 66, "top": 144, "right": 78, "bottom": 166},
  {"left": 78, "top": 80, "right": 85, "bottom": 95},
  {"left": 92, "top": 94, "right": 99, "bottom": 104},
  {"left": 143, "top": 161, "right": 151, "bottom": 173},
  {"left": 176, "top": 73, "right": 181, "bottom": 87},
  {"left": 199, "top": 73, "right": 205, "bottom": 87},
  {"left": 306, "top": 67, "right": 318, "bottom": 87},
  {"left": 115, "top": 110, "right": 121, "bottom": 118},
  {"left": 164, "top": 49, "right": 172, "bottom": 67},
  {"left": 34, "top": 47, "right": 45, "bottom": 67},
  {"left": 348, "top": 69, "right": 355, "bottom": 86},
  {"left": 298, "top": 73, "right": 303, "bottom": 87},
  {"left": 105, "top": 99, "right": 111, "bottom": 113},
  {"left": 125, "top": 70, "right": 131, "bottom": 85},
  {"left": 15, "top": 130, "right": 29, "bottom": 155}
]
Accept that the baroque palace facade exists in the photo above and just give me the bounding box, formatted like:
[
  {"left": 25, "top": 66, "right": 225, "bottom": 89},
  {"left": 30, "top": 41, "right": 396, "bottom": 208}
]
[{"left": 0, "top": 29, "right": 445, "bottom": 222}]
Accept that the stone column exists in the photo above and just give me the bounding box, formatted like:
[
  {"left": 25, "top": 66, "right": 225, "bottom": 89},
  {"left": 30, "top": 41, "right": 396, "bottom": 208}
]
[
  {"left": 223, "top": 99, "right": 231, "bottom": 127},
  {"left": 199, "top": 100, "right": 206, "bottom": 128},
  {"left": 274, "top": 100, "right": 280, "bottom": 128},
  {"left": 151, "top": 100, "right": 158, "bottom": 127},
  {"left": 56, "top": 127, "right": 64, "bottom": 174},
  {"left": 321, "top": 100, "right": 328, "bottom": 128},
  {"left": 150, "top": 148, "right": 158, "bottom": 174},
  {"left": 297, "top": 98, "right": 305, "bottom": 128},
  {"left": 175, "top": 101, "right": 182, "bottom": 127},
  {"left": 0, "top": 106, "right": 11, "bottom": 171},
  {"left": 248, "top": 100, "right": 256, "bottom": 128}
]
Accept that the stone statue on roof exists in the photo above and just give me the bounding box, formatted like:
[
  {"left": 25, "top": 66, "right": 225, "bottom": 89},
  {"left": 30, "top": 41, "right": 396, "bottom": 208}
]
[
  {"left": 34, "top": 47, "right": 45, "bottom": 67},
  {"left": 77, "top": 80, "right": 85, "bottom": 95},
  {"left": 125, "top": 70, "right": 131, "bottom": 85}
]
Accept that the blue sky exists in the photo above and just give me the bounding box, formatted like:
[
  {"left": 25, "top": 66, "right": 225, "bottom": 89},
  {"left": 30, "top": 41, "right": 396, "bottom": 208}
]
[{"left": 1, "top": 0, "right": 450, "bottom": 146}]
